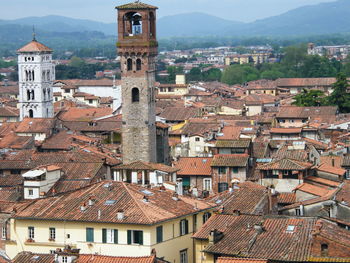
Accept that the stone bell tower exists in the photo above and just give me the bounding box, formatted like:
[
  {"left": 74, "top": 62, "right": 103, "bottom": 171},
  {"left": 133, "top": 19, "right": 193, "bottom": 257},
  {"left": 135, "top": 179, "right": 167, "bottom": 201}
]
[{"left": 116, "top": 1, "right": 158, "bottom": 164}]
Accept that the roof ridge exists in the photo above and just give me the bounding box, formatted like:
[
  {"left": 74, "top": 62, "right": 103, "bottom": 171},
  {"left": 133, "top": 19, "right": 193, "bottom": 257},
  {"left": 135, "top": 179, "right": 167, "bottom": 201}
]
[{"left": 120, "top": 182, "right": 154, "bottom": 224}]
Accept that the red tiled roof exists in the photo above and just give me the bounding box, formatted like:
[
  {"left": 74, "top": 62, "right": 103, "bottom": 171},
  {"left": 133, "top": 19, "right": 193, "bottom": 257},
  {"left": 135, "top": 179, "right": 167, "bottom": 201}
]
[
  {"left": 15, "top": 118, "right": 55, "bottom": 134},
  {"left": 316, "top": 163, "right": 346, "bottom": 176},
  {"left": 294, "top": 183, "right": 336, "bottom": 197},
  {"left": 175, "top": 157, "right": 212, "bottom": 176},
  {"left": 58, "top": 107, "right": 113, "bottom": 122},
  {"left": 116, "top": 2, "right": 158, "bottom": 10},
  {"left": 17, "top": 40, "right": 52, "bottom": 53},
  {"left": 270, "top": 128, "right": 302, "bottom": 134},
  {"left": 276, "top": 78, "right": 336, "bottom": 87},
  {"left": 217, "top": 258, "right": 268, "bottom": 263},
  {"left": 258, "top": 158, "right": 312, "bottom": 171},
  {"left": 277, "top": 193, "right": 296, "bottom": 204},
  {"left": 14, "top": 181, "right": 215, "bottom": 225},
  {"left": 305, "top": 176, "right": 340, "bottom": 188},
  {"left": 211, "top": 154, "right": 249, "bottom": 167}
]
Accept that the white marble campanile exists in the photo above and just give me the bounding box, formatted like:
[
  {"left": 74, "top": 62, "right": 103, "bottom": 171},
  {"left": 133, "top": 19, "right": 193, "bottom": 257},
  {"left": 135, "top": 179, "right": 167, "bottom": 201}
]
[{"left": 17, "top": 35, "right": 55, "bottom": 120}]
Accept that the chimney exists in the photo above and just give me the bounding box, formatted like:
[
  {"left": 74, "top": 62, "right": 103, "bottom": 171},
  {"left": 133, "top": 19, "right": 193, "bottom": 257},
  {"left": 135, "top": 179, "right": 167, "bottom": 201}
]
[
  {"left": 88, "top": 196, "right": 95, "bottom": 206},
  {"left": 143, "top": 195, "right": 149, "bottom": 203},
  {"left": 80, "top": 203, "right": 87, "bottom": 212},
  {"left": 98, "top": 209, "right": 101, "bottom": 219},
  {"left": 172, "top": 193, "right": 179, "bottom": 201},
  {"left": 254, "top": 223, "right": 264, "bottom": 234},
  {"left": 117, "top": 209, "right": 124, "bottom": 220},
  {"left": 208, "top": 229, "right": 223, "bottom": 245}
]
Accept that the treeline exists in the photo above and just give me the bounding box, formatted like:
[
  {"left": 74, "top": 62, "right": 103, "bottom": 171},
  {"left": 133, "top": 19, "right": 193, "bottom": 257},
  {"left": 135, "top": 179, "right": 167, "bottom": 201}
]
[
  {"left": 221, "top": 44, "right": 350, "bottom": 85},
  {"left": 55, "top": 56, "right": 120, "bottom": 80},
  {"left": 293, "top": 73, "right": 350, "bottom": 113}
]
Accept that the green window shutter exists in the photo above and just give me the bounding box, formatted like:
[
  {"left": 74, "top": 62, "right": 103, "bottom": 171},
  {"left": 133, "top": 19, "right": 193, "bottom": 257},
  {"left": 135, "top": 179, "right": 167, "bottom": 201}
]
[
  {"left": 180, "top": 220, "right": 183, "bottom": 236},
  {"left": 185, "top": 219, "right": 189, "bottom": 234},
  {"left": 156, "top": 226, "right": 163, "bottom": 243},
  {"left": 139, "top": 231, "right": 143, "bottom": 245},
  {"left": 233, "top": 167, "right": 239, "bottom": 173},
  {"left": 86, "top": 228, "right": 94, "bottom": 242},
  {"left": 127, "top": 230, "right": 132, "bottom": 244},
  {"left": 102, "top": 229, "right": 107, "bottom": 243},
  {"left": 114, "top": 229, "right": 118, "bottom": 244}
]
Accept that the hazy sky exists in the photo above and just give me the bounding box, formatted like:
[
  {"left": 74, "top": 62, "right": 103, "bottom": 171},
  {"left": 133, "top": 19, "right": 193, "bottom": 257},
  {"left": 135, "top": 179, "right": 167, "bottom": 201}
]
[{"left": 1, "top": 0, "right": 336, "bottom": 23}]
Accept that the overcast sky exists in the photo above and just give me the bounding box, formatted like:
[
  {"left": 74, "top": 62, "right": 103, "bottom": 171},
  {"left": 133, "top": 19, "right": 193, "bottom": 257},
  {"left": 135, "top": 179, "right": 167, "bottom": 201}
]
[{"left": 1, "top": 0, "right": 336, "bottom": 23}]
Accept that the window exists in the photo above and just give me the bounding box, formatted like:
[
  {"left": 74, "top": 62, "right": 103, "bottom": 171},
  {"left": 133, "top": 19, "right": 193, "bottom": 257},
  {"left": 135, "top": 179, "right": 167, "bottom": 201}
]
[
  {"left": 202, "top": 212, "right": 211, "bottom": 224},
  {"left": 195, "top": 137, "right": 200, "bottom": 142},
  {"left": 28, "top": 189, "right": 34, "bottom": 196},
  {"left": 132, "top": 88, "right": 140, "bottom": 103},
  {"left": 62, "top": 256, "right": 68, "bottom": 263},
  {"left": 86, "top": 227, "right": 94, "bottom": 242},
  {"left": 2, "top": 225, "right": 6, "bottom": 240},
  {"left": 11, "top": 170, "right": 21, "bottom": 175},
  {"left": 232, "top": 167, "right": 239, "bottom": 174},
  {"left": 156, "top": 226, "right": 163, "bottom": 243},
  {"left": 218, "top": 182, "right": 228, "bottom": 193},
  {"left": 127, "top": 58, "right": 133, "bottom": 71},
  {"left": 136, "top": 59, "right": 142, "bottom": 71},
  {"left": 28, "top": 226, "right": 35, "bottom": 239},
  {"left": 180, "top": 249, "right": 188, "bottom": 263},
  {"left": 88, "top": 99, "right": 93, "bottom": 104},
  {"left": 102, "top": 229, "right": 118, "bottom": 244},
  {"left": 49, "top": 227, "right": 55, "bottom": 240},
  {"left": 295, "top": 208, "right": 301, "bottom": 216},
  {"left": 64, "top": 89, "right": 70, "bottom": 93},
  {"left": 29, "top": 109, "right": 34, "bottom": 118},
  {"left": 179, "top": 219, "right": 189, "bottom": 236},
  {"left": 321, "top": 244, "right": 328, "bottom": 257},
  {"left": 203, "top": 178, "right": 211, "bottom": 191},
  {"left": 127, "top": 230, "right": 143, "bottom": 245},
  {"left": 218, "top": 167, "right": 226, "bottom": 174}
]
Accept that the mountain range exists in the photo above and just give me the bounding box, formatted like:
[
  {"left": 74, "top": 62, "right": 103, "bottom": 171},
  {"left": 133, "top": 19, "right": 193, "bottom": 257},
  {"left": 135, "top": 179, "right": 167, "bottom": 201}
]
[{"left": 0, "top": 0, "right": 349, "bottom": 54}]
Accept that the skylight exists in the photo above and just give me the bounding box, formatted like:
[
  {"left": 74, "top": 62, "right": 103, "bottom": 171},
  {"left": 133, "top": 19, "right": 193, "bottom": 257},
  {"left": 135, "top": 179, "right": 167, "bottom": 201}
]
[
  {"left": 286, "top": 225, "right": 295, "bottom": 232},
  {"left": 105, "top": 200, "right": 116, "bottom": 205},
  {"left": 140, "top": 189, "right": 154, "bottom": 196}
]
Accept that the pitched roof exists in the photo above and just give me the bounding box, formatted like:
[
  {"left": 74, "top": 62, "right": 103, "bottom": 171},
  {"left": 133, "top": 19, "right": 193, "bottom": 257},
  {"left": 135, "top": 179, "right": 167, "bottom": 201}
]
[
  {"left": 276, "top": 77, "right": 336, "bottom": 87},
  {"left": 294, "top": 183, "right": 336, "bottom": 197},
  {"left": 15, "top": 118, "right": 55, "bottom": 134},
  {"left": 216, "top": 140, "right": 251, "bottom": 148},
  {"left": 208, "top": 182, "right": 269, "bottom": 215},
  {"left": 14, "top": 181, "right": 214, "bottom": 225},
  {"left": 17, "top": 40, "right": 52, "bottom": 53},
  {"left": 116, "top": 1, "right": 158, "bottom": 10},
  {"left": 58, "top": 107, "right": 113, "bottom": 122},
  {"left": 276, "top": 106, "right": 337, "bottom": 120},
  {"left": 316, "top": 163, "right": 346, "bottom": 176},
  {"left": 115, "top": 161, "right": 178, "bottom": 173},
  {"left": 197, "top": 215, "right": 319, "bottom": 261},
  {"left": 270, "top": 128, "right": 302, "bottom": 134},
  {"left": 217, "top": 258, "right": 268, "bottom": 263},
  {"left": 159, "top": 107, "right": 199, "bottom": 122},
  {"left": 211, "top": 154, "right": 249, "bottom": 167},
  {"left": 175, "top": 157, "right": 212, "bottom": 176},
  {"left": 258, "top": 158, "right": 312, "bottom": 171}
]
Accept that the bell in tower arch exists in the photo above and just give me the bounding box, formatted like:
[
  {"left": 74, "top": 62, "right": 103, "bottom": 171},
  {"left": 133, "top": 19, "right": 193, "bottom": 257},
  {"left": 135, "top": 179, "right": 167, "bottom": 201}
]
[{"left": 132, "top": 13, "right": 142, "bottom": 35}]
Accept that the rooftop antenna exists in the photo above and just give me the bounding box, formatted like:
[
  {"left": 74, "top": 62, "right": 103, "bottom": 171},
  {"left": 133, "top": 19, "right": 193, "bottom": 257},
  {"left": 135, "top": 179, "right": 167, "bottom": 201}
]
[{"left": 32, "top": 25, "right": 36, "bottom": 41}]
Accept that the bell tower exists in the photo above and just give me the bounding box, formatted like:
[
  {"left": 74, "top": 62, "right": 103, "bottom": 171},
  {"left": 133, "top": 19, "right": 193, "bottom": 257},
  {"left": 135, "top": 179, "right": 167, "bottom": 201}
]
[
  {"left": 17, "top": 35, "right": 54, "bottom": 120},
  {"left": 116, "top": 1, "right": 158, "bottom": 164}
]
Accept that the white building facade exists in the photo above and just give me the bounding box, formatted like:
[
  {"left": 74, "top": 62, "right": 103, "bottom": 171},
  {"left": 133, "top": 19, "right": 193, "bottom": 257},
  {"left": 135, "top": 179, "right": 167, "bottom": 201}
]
[{"left": 17, "top": 38, "right": 55, "bottom": 120}]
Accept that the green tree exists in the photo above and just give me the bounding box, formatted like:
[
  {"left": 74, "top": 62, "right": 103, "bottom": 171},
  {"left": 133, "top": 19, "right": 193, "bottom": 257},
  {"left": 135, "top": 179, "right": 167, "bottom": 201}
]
[
  {"left": 328, "top": 72, "right": 350, "bottom": 113},
  {"left": 260, "top": 70, "right": 284, "bottom": 80},
  {"left": 69, "top": 56, "right": 86, "bottom": 68},
  {"left": 187, "top": 67, "right": 202, "bottom": 81},
  {"left": 292, "top": 89, "right": 327, "bottom": 107},
  {"left": 167, "top": 66, "right": 183, "bottom": 83},
  {"left": 203, "top": 68, "right": 222, "bottom": 82},
  {"left": 221, "top": 64, "right": 260, "bottom": 85}
]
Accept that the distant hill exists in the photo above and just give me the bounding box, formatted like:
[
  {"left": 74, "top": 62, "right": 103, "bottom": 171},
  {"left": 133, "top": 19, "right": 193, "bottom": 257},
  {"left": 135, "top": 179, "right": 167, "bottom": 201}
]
[
  {"left": 0, "top": 15, "right": 117, "bottom": 36},
  {"left": 157, "top": 12, "right": 243, "bottom": 37}
]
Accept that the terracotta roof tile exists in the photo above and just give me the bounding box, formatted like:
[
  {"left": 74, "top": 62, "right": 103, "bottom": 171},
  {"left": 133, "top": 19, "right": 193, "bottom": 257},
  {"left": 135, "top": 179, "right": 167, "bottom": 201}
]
[
  {"left": 15, "top": 118, "right": 55, "bottom": 134},
  {"left": 17, "top": 40, "right": 52, "bottom": 53},
  {"left": 316, "top": 163, "right": 346, "bottom": 176},
  {"left": 216, "top": 140, "right": 251, "bottom": 148},
  {"left": 277, "top": 193, "right": 296, "bottom": 204},
  {"left": 217, "top": 258, "right": 268, "bottom": 263},
  {"left": 159, "top": 107, "right": 199, "bottom": 122},
  {"left": 116, "top": 2, "right": 158, "bottom": 10},
  {"left": 211, "top": 154, "right": 249, "bottom": 167},
  {"left": 14, "top": 181, "right": 215, "bottom": 225},
  {"left": 258, "top": 158, "right": 312, "bottom": 171},
  {"left": 175, "top": 157, "right": 212, "bottom": 176},
  {"left": 294, "top": 183, "right": 336, "bottom": 197}
]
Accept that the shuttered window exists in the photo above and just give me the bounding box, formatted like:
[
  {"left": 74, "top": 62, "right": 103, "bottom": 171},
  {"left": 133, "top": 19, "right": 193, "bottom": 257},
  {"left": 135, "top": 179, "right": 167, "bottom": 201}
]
[
  {"left": 102, "top": 229, "right": 118, "bottom": 244},
  {"left": 127, "top": 230, "right": 143, "bottom": 245},
  {"left": 180, "top": 219, "right": 189, "bottom": 236},
  {"left": 86, "top": 228, "right": 94, "bottom": 242},
  {"left": 156, "top": 226, "right": 163, "bottom": 243}
]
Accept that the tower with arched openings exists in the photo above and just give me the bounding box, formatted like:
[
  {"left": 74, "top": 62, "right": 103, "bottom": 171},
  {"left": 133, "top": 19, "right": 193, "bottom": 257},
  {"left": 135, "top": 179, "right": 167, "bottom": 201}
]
[
  {"left": 17, "top": 36, "right": 55, "bottom": 120},
  {"left": 116, "top": 1, "right": 158, "bottom": 163}
]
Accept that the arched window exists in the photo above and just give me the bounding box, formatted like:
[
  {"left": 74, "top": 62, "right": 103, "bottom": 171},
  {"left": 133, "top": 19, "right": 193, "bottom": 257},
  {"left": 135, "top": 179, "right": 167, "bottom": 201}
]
[
  {"left": 132, "top": 88, "right": 140, "bottom": 103},
  {"left": 32, "top": 70, "right": 35, "bottom": 81},
  {"left": 43, "top": 89, "right": 46, "bottom": 99},
  {"left": 28, "top": 109, "right": 34, "bottom": 118},
  {"left": 127, "top": 58, "right": 133, "bottom": 71},
  {"left": 31, "top": 90, "right": 35, "bottom": 100},
  {"left": 47, "top": 89, "right": 51, "bottom": 98},
  {"left": 136, "top": 59, "right": 142, "bottom": 71},
  {"left": 47, "top": 70, "right": 50, "bottom": 81},
  {"left": 321, "top": 244, "right": 328, "bottom": 257},
  {"left": 27, "top": 90, "right": 31, "bottom": 101},
  {"left": 25, "top": 70, "right": 29, "bottom": 81}
]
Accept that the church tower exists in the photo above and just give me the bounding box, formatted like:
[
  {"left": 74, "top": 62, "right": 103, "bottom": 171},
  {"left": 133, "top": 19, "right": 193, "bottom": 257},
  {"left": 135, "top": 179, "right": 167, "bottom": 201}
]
[
  {"left": 17, "top": 35, "right": 55, "bottom": 120},
  {"left": 116, "top": 1, "right": 158, "bottom": 164}
]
